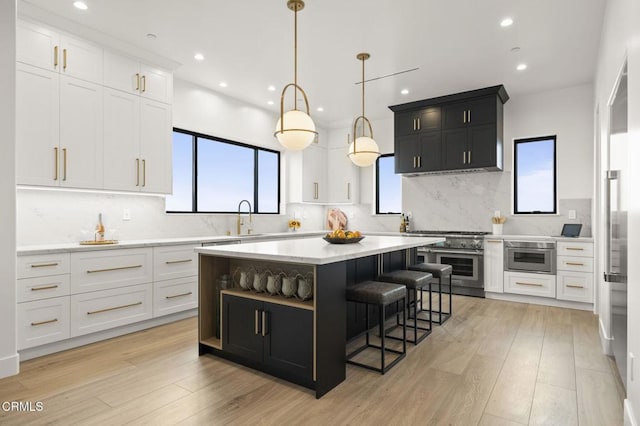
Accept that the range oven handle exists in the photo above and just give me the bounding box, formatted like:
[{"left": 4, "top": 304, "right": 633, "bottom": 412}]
[{"left": 421, "top": 249, "right": 483, "bottom": 256}]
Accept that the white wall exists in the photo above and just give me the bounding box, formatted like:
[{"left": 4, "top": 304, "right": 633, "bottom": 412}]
[
  {"left": 0, "top": 0, "right": 19, "bottom": 378},
  {"left": 16, "top": 79, "right": 327, "bottom": 245},
  {"left": 594, "top": 0, "right": 640, "bottom": 423}
]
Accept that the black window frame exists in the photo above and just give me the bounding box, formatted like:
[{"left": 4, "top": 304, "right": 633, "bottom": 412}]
[
  {"left": 513, "top": 135, "right": 558, "bottom": 215},
  {"left": 167, "top": 128, "right": 281, "bottom": 214},
  {"left": 375, "top": 153, "right": 402, "bottom": 215}
]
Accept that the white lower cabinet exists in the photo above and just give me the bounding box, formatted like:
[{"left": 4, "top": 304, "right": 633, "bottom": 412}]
[
  {"left": 556, "top": 241, "right": 594, "bottom": 303},
  {"left": 18, "top": 275, "right": 70, "bottom": 303},
  {"left": 504, "top": 271, "right": 556, "bottom": 298},
  {"left": 18, "top": 297, "right": 70, "bottom": 350},
  {"left": 70, "top": 283, "right": 153, "bottom": 337},
  {"left": 484, "top": 239, "right": 504, "bottom": 293},
  {"left": 153, "top": 245, "right": 198, "bottom": 282},
  {"left": 153, "top": 277, "right": 198, "bottom": 317},
  {"left": 556, "top": 272, "right": 593, "bottom": 303}
]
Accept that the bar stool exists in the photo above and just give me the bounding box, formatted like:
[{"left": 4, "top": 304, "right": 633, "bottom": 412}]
[
  {"left": 346, "top": 280, "right": 407, "bottom": 374},
  {"left": 377, "top": 270, "right": 433, "bottom": 344},
  {"left": 408, "top": 262, "right": 452, "bottom": 325}
]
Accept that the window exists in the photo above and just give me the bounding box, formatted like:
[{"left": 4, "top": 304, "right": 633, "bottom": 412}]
[
  {"left": 376, "top": 154, "right": 402, "bottom": 214},
  {"left": 166, "top": 129, "right": 280, "bottom": 213},
  {"left": 513, "top": 136, "right": 557, "bottom": 214}
]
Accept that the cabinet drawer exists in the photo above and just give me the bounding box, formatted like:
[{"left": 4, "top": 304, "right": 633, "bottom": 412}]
[
  {"left": 558, "top": 256, "right": 593, "bottom": 272},
  {"left": 18, "top": 296, "right": 70, "bottom": 350},
  {"left": 153, "top": 276, "right": 198, "bottom": 317},
  {"left": 557, "top": 272, "right": 593, "bottom": 303},
  {"left": 557, "top": 242, "right": 593, "bottom": 257},
  {"left": 153, "top": 245, "right": 198, "bottom": 282},
  {"left": 504, "top": 271, "right": 556, "bottom": 298},
  {"left": 71, "top": 248, "right": 152, "bottom": 294},
  {"left": 70, "top": 283, "right": 152, "bottom": 337},
  {"left": 17, "top": 253, "right": 70, "bottom": 279},
  {"left": 18, "top": 275, "right": 70, "bottom": 303}
]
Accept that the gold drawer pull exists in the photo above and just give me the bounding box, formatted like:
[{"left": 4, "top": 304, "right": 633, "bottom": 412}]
[
  {"left": 87, "top": 264, "right": 143, "bottom": 274},
  {"left": 166, "top": 291, "right": 192, "bottom": 299},
  {"left": 566, "top": 247, "right": 584, "bottom": 251},
  {"left": 566, "top": 284, "right": 585, "bottom": 289},
  {"left": 31, "top": 285, "right": 59, "bottom": 291},
  {"left": 487, "top": 240, "right": 502, "bottom": 243},
  {"left": 87, "top": 301, "right": 142, "bottom": 315},
  {"left": 566, "top": 262, "right": 584, "bottom": 266},
  {"left": 31, "top": 262, "right": 59, "bottom": 268},
  {"left": 31, "top": 318, "right": 58, "bottom": 327},
  {"left": 516, "top": 281, "right": 543, "bottom": 287},
  {"left": 165, "top": 259, "right": 192, "bottom": 265}
]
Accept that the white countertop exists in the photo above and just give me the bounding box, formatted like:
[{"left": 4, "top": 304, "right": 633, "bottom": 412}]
[
  {"left": 16, "top": 231, "right": 326, "bottom": 255},
  {"left": 195, "top": 235, "right": 444, "bottom": 265},
  {"left": 484, "top": 234, "right": 593, "bottom": 242}
]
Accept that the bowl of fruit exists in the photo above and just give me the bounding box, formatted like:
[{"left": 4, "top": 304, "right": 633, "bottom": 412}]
[{"left": 323, "top": 229, "right": 364, "bottom": 244}]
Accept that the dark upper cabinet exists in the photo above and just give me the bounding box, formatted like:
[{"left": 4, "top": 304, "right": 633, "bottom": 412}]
[
  {"left": 223, "top": 294, "right": 313, "bottom": 382},
  {"left": 389, "top": 85, "right": 508, "bottom": 174}
]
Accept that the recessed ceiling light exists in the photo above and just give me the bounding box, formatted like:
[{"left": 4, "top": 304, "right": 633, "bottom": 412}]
[
  {"left": 267, "top": 101, "right": 274, "bottom": 105},
  {"left": 501, "top": 17, "right": 514, "bottom": 27},
  {"left": 267, "top": 85, "right": 276, "bottom": 92},
  {"left": 401, "top": 89, "right": 410, "bottom": 95},
  {"left": 73, "top": 1, "right": 88, "bottom": 10},
  {"left": 146, "top": 33, "right": 157, "bottom": 40},
  {"left": 516, "top": 63, "right": 528, "bottom": 71},
  {"left": 316, "top": 107, "right": 324, "bottom": 112},
  {"left": 194, "top": 53, "right": 204, "bottom": 61},
  {"left": 219, "top": 82, "right": 228, "bottom": 88}
]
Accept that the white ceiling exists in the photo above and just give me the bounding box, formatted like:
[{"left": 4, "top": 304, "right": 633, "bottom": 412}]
[{"left": 20, "top": 0, "right": 606, "bottom": 127}]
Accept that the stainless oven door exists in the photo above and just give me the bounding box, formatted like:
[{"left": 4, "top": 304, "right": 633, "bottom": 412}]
[{"left": 504, "top": 246, "right": 555, "bottom": 274}]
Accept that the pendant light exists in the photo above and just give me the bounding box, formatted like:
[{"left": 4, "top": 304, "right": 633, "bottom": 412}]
[
  {"left": 274, "top": 0, "right": 317, "bottom": 151},
  {"left": 348, "top": 53, "right": 380, "bottom": 167}
]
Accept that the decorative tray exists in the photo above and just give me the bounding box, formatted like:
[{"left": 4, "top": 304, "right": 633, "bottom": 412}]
[
  {"left": 322, "top": 236, "right": 364, "bottom": 244},
  {"left": 79, "top": 240, "right": 119, "bottom": 245}
]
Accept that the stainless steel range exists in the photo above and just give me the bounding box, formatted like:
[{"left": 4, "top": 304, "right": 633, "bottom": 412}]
[{"left": 410, "top": 230, "right": 489, "bottom": 297}]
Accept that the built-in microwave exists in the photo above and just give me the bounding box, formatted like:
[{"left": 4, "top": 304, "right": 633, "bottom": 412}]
[{"left": 504, "top": 241, "right": 556, "bottom": 274}]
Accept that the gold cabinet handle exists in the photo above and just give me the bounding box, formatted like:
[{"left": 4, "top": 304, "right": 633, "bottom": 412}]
[
  {"left": 417, "top": 118, "right": 421, "bottom": 130},
  {"left": 516, "top": 281, "right": 543, "bottom": 287},
  {"left": 463, "top": 110, "right": 467, "bottom": 123},
  {"left": 413, "top": 156, "right": 416, "bottom": 168},
  {"left": 54, "top": 147, "right": 59, "bottom": 181},
  {"left": 135, "top": 73, "right": 140, "bottom": 91},
  {"left": 165, "top": 259, "right": 193, "bottom": 265},
  {"left": 412, "top": 118, "right": 416, "bottom": 131},
  {"left": 566, "top": 284, "right": 584, "bottom": 289},
  {"left": 63, "top": 48, "right": 67, "bottom": 71},
  {"left": 347, "top": 182, "right": 351, "bottom": 200},
  {"left": 566, "top": 247, "right": 584, "bottom": 251},
  {"left": 468, "top": 150, "right": 471, "bottom": 164},
  {"left": 468, "top": 109, "right": 471, "bottom": 123},
  {"left": 566, "top": 262, "right": 585, "bottom": 266},
  {"left": 262, "top": 311, "right": 267, "bottom": 337},
  {"left": 136, "top": 158, "right": 140, "bottom": 186},
  {"left": 62, "top": 148, "right": 67, "bottom": 181},
  {"left": 255, "top": 309, "right": 260, "bottom": 335},
  {"left": 54, "top": 46, "right": 59, "bottom": 68},
  {"left": 487, "top": 240, "right": 502, "bottom": 243},
  {"left": 31, "top": 262, "right": 59, "bottom": 268},
  {"left": 142, "top": 159, "right": 146, "bottom": 187},
  {"left": 31, "top": 285, "right": 59, "bottom": 291},
  {"left": 418, "top": 156, "right": 421, "bottom": 168},
  {"left": 31, "top": 318, "right": 58, "bottom": 327},
  {"left": 313, "top": 182, "right": 318, "bottom": 199},
  {"left": 165, "top": 291, "right": 193, "bottom": 299},
  {"left": 141, "top": 75, "right": 146, "bottom": 92},
  {"left": 463, "top": 151, "right": 467, "bottom": 164},
  {"left": 86, "top": 264, "right": 143, "bottom": 274},
  {"left": 87, "top": 301, "right": 142, "bottom": 315}
]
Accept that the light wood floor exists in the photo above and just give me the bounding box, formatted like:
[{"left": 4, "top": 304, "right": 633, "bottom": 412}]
[{"left": 0, "top": 296, "right": 625, "bottom": 425}]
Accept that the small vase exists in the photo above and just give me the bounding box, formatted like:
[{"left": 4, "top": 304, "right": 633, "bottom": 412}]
[{"left": 492, "top": 224, "right": 503, "bottom": 235}]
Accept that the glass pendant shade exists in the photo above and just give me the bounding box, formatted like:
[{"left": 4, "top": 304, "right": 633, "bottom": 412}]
[
  {"left": 275, "top": 109, "right": 316, "bottom": 150},
  {"left": 348, "top": 136, "right": 380, "bottom": 167}
]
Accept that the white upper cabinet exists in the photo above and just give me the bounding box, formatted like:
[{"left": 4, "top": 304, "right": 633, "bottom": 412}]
[
  {"left": 328, "top": 146, "right": 359, "bottom": 204},
  {"left": 17, "top": 21, "right": 103, "bottom": 84},
  {"left": 139, "top": 99, "right": 172, "bottom": 193},
  {"left": 287, "top": 144, "right": 327, "bottom": 203},
  {"left": 103, "top": 51, "right": 173, "bottom": 104}
]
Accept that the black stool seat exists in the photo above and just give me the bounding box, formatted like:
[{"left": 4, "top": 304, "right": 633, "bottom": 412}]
[
  {"left": 346, "top": 280, "right": 407, "bottom": 374},
  {"left": 347, "top": 280, "right": 406, "bottom": 305},
  {"left": 408, "top": 262, "right": 453, "bottom": 325},
  {"left": 378, "top": 270, "right": 434, "bottom": 345},
  {"left": 378, "top": 270, "right": 433, "bottom": 289},
  {"left": 409, "top": 262, "right": 452, "bottom": 277}
]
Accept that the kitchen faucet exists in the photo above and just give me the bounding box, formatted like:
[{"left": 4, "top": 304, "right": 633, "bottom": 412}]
[{"left": 237, "top": 200, "right": 252, "bottom": 235}]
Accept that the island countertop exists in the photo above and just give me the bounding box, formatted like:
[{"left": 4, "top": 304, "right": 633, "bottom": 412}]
[{"left": 194, "top": 235, "right": 444, "bottom": 265}]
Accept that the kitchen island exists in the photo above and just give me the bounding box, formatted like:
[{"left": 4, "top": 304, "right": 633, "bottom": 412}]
[{"left": 195, "top": 235, "right": 443, "bottom": 398}]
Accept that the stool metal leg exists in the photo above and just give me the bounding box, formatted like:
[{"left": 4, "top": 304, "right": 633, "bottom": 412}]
[{"left": 380, "top": 302, "right": 385, "bottom": 372}]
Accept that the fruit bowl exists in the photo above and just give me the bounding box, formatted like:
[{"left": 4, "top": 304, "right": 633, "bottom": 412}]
[{"left": 322, "top": 236, "right": 365, "bottom": 244}]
